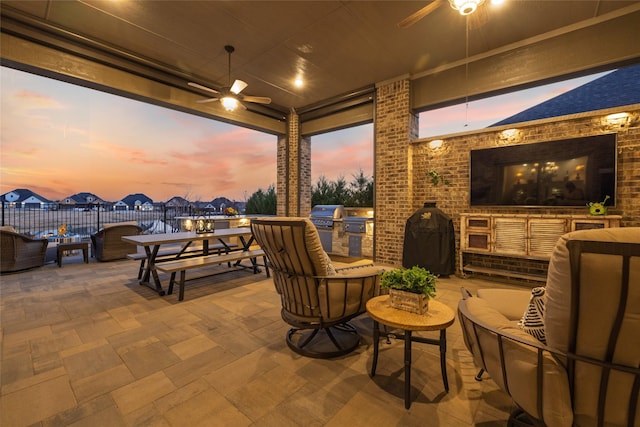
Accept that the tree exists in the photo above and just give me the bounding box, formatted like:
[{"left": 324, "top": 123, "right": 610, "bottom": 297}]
[
  {"left": 311, "top": 175, "right": 334, "bottom": 205},
  {"left": 311, "top": 171, "right": 374, "bottom": 207},
  {"left": 245, "top": 185, "right": 277, "bottom": 214},
  {"left": 347, "top": 169, "right": 373, "bottom": 207}
]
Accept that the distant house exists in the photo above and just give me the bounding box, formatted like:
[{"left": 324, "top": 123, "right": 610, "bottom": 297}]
[
  {"left": 1, "top": 188, "right": 53, "bottom": 210},
  {"left": 165, "top": 196, "right": 191, "bottom": 209},
  {"left": 211, "top": 197, "right": 235, "bottom": 213},
  {"left": 113, "top": 193, "right": 154, "bottom": 211},
  {"left": 61, "top": 192, "right": 105, "bottom": 210}
]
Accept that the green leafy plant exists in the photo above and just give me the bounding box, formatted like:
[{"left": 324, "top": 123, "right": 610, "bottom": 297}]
[
  {"left": 380, "top": 266, "right": 437, "bottom": 298},
  {"left": 427, "top": 169, "right": 451, "bottom": 187}
]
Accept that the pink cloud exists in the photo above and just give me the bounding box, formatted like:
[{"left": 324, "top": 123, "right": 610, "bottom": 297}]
[{"left": 13, "top": 90, "right": 65, "bottom": 110}]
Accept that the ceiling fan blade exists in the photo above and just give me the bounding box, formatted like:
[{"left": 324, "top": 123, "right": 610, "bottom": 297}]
[
  {"left": 188, "top": 81, "right": 220, "bottom": 94},
  {"left": 398, "top": 0, "right": 445, "bottom": 29},
  {"left": 230, "top": 79, "right": 248, "bottom": 94},
  {"left": 196, "top": 98, "right": 219, "bottom": 104},
  {"left": 241, "top": 95, "right": 272, "bottom": 104}
]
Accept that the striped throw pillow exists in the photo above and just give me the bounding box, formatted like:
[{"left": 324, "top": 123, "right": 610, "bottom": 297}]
[{"left": 517, "top": 287, "right": 546, "bottom": 344}]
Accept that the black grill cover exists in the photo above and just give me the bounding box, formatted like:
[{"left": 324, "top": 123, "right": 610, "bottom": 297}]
[{"left": 402, "top": 202, "right": 455, "bottom": 276}]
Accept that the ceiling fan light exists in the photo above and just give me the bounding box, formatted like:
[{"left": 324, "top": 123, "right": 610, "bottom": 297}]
[
  {"left": 221, "top": 96, "right": 238, "bottom": 111},
  {"left": 449, "top": 0, "right": 484, "bottom": 15}
]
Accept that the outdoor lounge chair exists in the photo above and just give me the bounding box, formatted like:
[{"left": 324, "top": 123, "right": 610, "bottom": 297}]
[
  {"left": 1, "top": 226, "right": 48, "bottom": 273},
  {"left": 458, "top": 227, "right": 640, "bottom": 427},
  {"left": 250, "top": 217, "right": 385, "bottom": 358},
  {"left": 91, "top": 222, "right": 142, "bottom": 261}
]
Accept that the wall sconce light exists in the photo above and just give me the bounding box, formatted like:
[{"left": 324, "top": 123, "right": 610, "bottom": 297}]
[
  {"left": 606, "top": 112, "right": 629, "bottom": 125},
  {"left": 429, "top": 139, "right": 444, "bottom": 149},
  {"left": 499, "top": 128, "right": 521, "bottom": 143},
  {"left": 601, "top": 111, "right": 633, "bottom": 131}
]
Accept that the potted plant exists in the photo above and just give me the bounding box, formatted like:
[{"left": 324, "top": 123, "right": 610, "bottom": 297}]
[{"left": 380, "top": 266, "right": 438, "bottom": 314}]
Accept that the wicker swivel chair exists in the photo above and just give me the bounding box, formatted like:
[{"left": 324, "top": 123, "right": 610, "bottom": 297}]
[
  {"left": 251, "top": 217, "right": 385, "bottom": 358},
  {"left": 458, "top": 227, "right": 640, "bottom": 427},
  {"left": 1, "top": 227, "right": 48, "bottom": 273},
  {"left": 91, "top": 223, "right": 142, "bottom": 261}
]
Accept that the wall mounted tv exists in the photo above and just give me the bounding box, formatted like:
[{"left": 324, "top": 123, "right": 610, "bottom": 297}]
[{"left": 470, "top": 134, "right": 617, "bottom": 207}]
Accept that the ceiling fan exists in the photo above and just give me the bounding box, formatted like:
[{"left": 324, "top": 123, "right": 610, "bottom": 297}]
[
  {"left": 398, "top": 0, "right": 497, "bottom": 29},
  {"left": 188, "top": 45, "right": 271, "bottom": 111}
]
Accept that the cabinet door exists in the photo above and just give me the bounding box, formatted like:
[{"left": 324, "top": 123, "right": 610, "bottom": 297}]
[
  {"left": 462, "top": 216, "right": 491, "bottom": 251},
  {"left": 571, "top": 219, "right": 609, "bottom": 231},
  {"left": 494, "top": 218, "right": 527, "bottom": 255},
  {"left": 528, "top": 219, "right": 567, "bottom": 258}
]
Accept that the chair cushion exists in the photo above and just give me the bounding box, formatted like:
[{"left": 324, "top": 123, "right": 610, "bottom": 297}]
[
  {"left": 545, "top": 227, "right": 640, "bottom": 353},
  {"left": 255, "top": 217, "right": 332, "bottom": 276},
  {"left": 476, "top": 288, "right": 532, "bottom": 321},
  {"left": 324, "top": 251, "right": 337, "bottom": 275},
  {"left": 517, "top": 287, "right": 546, "bottom": 344},
  {"left": 104, "top": 221, "right": 138, "bottom": 228},
  {"left": 464, "top": 297, "right": 573, "bottom": 427},
  {"left": 0, "top": 226, "right": 17, "bottom": 233}
]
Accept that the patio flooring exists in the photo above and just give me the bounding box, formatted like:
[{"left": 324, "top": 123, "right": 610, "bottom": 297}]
[{"left": 0, "top": 253, "right": 528, "bottom": 426}]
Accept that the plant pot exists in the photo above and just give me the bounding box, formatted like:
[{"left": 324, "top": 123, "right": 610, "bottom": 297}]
[{"left": 389, "top": 288, "right": 429, "bottom": 314}]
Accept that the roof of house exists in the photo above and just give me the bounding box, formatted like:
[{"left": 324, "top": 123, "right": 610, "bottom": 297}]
[
  {"left": 1, "top": 188, "right": 51, "bottom": 203},
  {"left": 491, "top": 63, "right": 640, "bottom": 127},
  {"left": 64, "top": 192, "right": 103, "bottom": 204},
  {"left": 119, "top": 193, "right": 154, "bottom": 207}
]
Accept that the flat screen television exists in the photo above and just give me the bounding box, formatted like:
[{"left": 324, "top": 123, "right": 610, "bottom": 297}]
[{"left": 470, "top": 134, "right": 617, "bottom": 207}]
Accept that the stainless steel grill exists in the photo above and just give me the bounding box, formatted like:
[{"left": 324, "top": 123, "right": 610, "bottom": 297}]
[
  {"left": 309, "top": 205, "right": 344, "bottom": 253},
  {"left": 343, "top": 207, "right": 374, "bottom": 233},
  {"left": 309, "top": 205, "right": 344, "bottom": 229}
]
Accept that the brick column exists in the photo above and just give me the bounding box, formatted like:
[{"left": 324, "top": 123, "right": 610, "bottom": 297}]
[
  {"left": 277, "top": 110, "right": 311, "bottom": 217},
  {"left": 374, "top": 79, "right": 418, "bottom": 266}
]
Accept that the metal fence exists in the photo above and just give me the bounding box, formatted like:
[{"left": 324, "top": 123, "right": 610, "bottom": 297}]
[{"left": 0, "top": 203, "right": 200, "bottom": 238}]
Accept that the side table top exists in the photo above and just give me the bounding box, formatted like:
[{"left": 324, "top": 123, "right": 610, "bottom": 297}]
[{"left": 366, "top": 295, "right": 455, "bottom": 331}]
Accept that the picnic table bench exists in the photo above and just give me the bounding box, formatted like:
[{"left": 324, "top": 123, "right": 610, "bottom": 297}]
[
  {"left": 122, "top": 228, "right": 261, "bottom": 297},
  {"left": 127, "top": 242, "right": 238, "bottom": 279},
  {"left": 156, "top": 249, "right": 268, "bottom": 301}
]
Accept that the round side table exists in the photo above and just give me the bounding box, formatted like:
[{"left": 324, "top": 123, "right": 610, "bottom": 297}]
[{"left": 366, "top": 294, "right": 455, "bottom": 409}]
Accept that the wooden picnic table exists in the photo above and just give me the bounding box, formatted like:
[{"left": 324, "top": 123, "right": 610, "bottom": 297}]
[{"left": 122, "top": 227, "right": 255, "bottom": 296}]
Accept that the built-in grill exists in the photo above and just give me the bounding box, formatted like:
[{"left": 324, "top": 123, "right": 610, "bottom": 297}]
[
  {"left": 309, "top": 205, "right": 344, "bottom": 253},
  {"left": 309, "top": 205, "right": 344, "bottom": 229},
  {"left": 342, "top": 207, "right": 374, "bottom": 233},
  {"left": 343, "top": 207, "right": 374, "bottom": 257}
]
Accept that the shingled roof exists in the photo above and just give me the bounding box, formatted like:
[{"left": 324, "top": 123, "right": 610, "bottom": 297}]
[{"left": 491, "top": 63, "right": 640, "bottom": 127}]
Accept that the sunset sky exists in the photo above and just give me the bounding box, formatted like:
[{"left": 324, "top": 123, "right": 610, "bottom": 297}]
[{"left": 1, "top": 66, "right": 604, "bottom": 203}]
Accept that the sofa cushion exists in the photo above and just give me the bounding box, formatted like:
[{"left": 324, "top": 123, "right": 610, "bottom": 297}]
[
  {"left": 0, "top": 225, "right": 17, "bottom": 233},
  {"left": 517, "top": 287, "right": 546, "bottom": 344}
]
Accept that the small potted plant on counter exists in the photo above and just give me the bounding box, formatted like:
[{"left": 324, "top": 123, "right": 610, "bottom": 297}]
[{"left": 380, "top": 266, "right": 438, "bottom": 314}]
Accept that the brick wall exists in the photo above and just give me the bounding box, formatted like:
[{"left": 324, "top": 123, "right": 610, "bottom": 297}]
[
  {"left": 408, "top": 107, "right": 640, "bottom": 271},
  {"left": 282, "top": 79, "right": 639, "bottom": 272}
]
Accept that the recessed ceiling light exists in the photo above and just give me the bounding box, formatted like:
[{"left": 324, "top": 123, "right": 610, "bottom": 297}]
[{"left": 294, "top": 77, "right": 304, "bottom": 88}]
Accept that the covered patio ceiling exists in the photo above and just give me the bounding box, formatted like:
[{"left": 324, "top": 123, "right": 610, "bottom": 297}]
[{"left": 2, "top": 1, "right": 640, "bottom": 123}]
